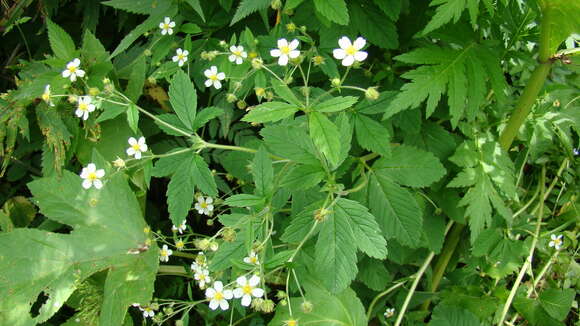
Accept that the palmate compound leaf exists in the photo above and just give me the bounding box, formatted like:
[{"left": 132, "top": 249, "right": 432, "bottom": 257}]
[
  {"left": 0, "top": 170, "right": 158, "bottom": 326},
  {"left": 268, "top": 278, "right": 367, "bottom": 326},
  {"left": 384, "top": 42, "right": 507, "bottom": 127},
  {"left": 448, "top": 137, "right": 517, "bottom": 242}
]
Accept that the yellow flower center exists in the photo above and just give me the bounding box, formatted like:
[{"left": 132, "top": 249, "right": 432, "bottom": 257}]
[
  {"left": 199, "top": 274, "right": 206, "bottom": 281},
  {"left": 243, "top": 284, "right": 252, "bottom": 295},
  {"left": 214, "top": 292, "right": 224, "bottom": 301},
  {"left": 200, "top": 202, "right": 208, "bottom": 208},
  {"left": 286, "top": 320, "right": 297, "bottom": 326},
  {"left": 280, "top": 46, "right": 290, "bottom": 55},
  {"left": 69, "top": 66, "right": 77, "bottom": 73},
  {"left": 42, "top": 92, "right": 50, "bottom": 101},
  {"left": 79, "top": 103, "right": 88, "bottom": 111},
  {"left": 250, "top": 256, "right": 257, "bottom": 264},
  {"left": 178, "top": 54, "right": 185, "bottom": 60},
  {"left": 161, "top": 249, "right": 168, "bottom": 256},
  {"left": 554, "top": 239, "right": 562, "bottom": 245},
  {"left": 132, "top": 143, "right": 141, "bottom": 151},
  {"left": 163, "top": 23, "right": 169, "bottom": 29},
  {"left": 209, "top": 75, "right": 218, "bottom": 81},
  {"left": 88, "top": 172, "right": 98, "bottom": 181},
  {"left": 345, "top": 45, "right": 357, "bottom": 56},
  {"left": 233, "top": 50, "right": 242, "bottom": 56},
  {"left": 176, "top": 241, "right": 184, "bottom": 249}
]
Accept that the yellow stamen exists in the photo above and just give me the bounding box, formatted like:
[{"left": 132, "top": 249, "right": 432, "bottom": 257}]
[
  {"left": 88, "top": 172, "right": 97, "bottom": 181},
  {"left": 280, "top": 46, "right": 290, "bottom": 55},
  {"left": 69, "top": 66, "right": 77, "bottom": 73},
  {"left": 345, "top": 45, "right": 357, "bottom": 56},
  {"left": 132, "top": 144, "right": 141, "bottom": 151},
  {"left": 243, "top": 284, "right": 252, "bottom": 294},
  {"left": 79, "top": 103, "right": 88, "bottom": 111},
  {"left": 214, "top": 292, "right": 224, "bottom": 301}
]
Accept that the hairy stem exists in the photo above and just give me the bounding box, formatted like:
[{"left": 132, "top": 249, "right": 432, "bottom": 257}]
[{"left": 365, "top": 281, "right": 407, "bottom": 321}]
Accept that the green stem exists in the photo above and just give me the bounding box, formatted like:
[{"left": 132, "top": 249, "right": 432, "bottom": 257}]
[
  {"left": 158, "top": 265, "right": 189, "bottom": 276},
  {"left": 172, "top": 251, "right": 197, "bottom": 259},
  {"left": 421, "top": 221, "right": 462, "bottom": 311},
  {"left": 365, "top": 281, "right": 407, "bottom": 321},
  {"left": 497, "top": 167, "right": 546, "bottom": 325}
]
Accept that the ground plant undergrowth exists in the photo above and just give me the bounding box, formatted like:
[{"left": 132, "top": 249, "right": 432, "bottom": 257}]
[{"left": 0, "top": 0, "right": 579, "bottom": 325}]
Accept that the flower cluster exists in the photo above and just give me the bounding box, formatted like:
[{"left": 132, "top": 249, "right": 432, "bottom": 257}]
[{"left": 205, "top": 275, "right": 264, "bottom": 311}]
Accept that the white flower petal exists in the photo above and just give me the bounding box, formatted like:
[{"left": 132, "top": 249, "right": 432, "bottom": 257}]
[
  {"left": 127, "top": 147, "right": 136, "bottom": 156},
  {"left": 62, "top": 70, "right": 71, "bottom": 78},
  {"left": 353, "top": 37, "right": 366, "bottom": 50},
  {"left": 278, "top": 55, "right": 289, "bottom": 66},
  {"left": 289, "top": 50, "right": 300, "bottom": 59},
  {"left": 233, "top": 288, "right": 243, "bottom": 298},
  {"left": 208, "top": 300, "right": 219, "bottom": 310},
  {"left": 354, "top": 51, "right": 368, "bottom": 62},
  {"left": 87, "top": 164, "right": 96, "bottom": 172},
  {"left": 135, "top": 151, "right": 142, "bottom": 159},
  {"left": 213, "top": 281, "right": 223, "bottom": 292},
  {"left": 210, "top": 66, "right": 218, "bottom": 74},
  {"left": 342, "top": 56, "right": 355, "bottom": 67},
  {"left": 235, "top": 57, "right": 243, "bottom": 64},
  {"left": 216, "top": 72, "right": 225, "bottom": 80},
  {"left": 95, "top": 169, "right": 105, "bottom": 178},
  {"left": 75, "top": 109, "right": 84, "bottom": 118},
  {"left": 249, "top": 275, "right": 260, "bottom": 286},
  {"left": 213, "top": 80, "right": 222, "bottom": 89},
  {"left": 338, "top": 36, "right": 352, "bottom": 49},
  {"left": 128, "top": 137, "right": 137, "bottom": 145},
  {"left": 270, "top": 49, "right": 281, "bottom": 57},
  {"left": 76, "top": 70, "right": 85, "bottom": 78},
  {"left": 159, "top": 22, "right": 165, "bottom": 29},
  {"left": 82, "top": 179, "right": 92, "bottom": 189},
  {"left": 93, "top": 179, "right": 103, "bottom": 189},
  {"left": 228, "top": 54, "right": 237, "bottom": 62},
  {"left": 277, "top": 38, "right": 288, "bottom": 49},
  {"left": 223, "top": 289, "right": 233, "bottom": 299},
  {"left": 289, "top": 39, "right": 300, "bottom": 50},
  {"left": 205, "top": 288, "right": 216, "bottom": 298},
  {"left": 333, "top": 49, "right": 346, "bottom": 59},
  {"left": 219, "top": 299, "right": 229, "bottom": 310},
  {"left": 241, "top": 295, "right": 251, "bottom": 306},
  {"left": 251, "top": 288, "right": 264, "bottom": 298},
  {"left": 73, "top": 58, "right": 81, "bottom": 66}
]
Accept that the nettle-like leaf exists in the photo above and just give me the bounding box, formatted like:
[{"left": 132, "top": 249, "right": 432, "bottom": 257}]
[
  {"left": 314, "top": 198, "right": 387, "bottom": 293},
  {"left": 268, "top": 278, "right": 367, "bottom": 326},
  {"left": 385, "top": 42, "right": 507, "bottom": 126},
  {"left": 428, "top": 304, "right": 482, "bottom": 326},
  {"left": 46, "top": 19, "right": 76, "bottom": 61},
  {"left": 313, "top": 0, "right": 349, "bottom": 25},
  {"left": 0, "top": 170, "right": 158, "bottom": 325},
  {"left": 448, "top": 136, "right": 517, "bottom": 242},
  {"left": 422, "top": 0, "right": 490, "bottom": 35},
  {"left": 169, "top": 70, "right": 198, "bottom": 130},
  {"left": 308, "top": 111, "right": 341, "bottom": 168},
  {"left": 230, "top": 0, "right": 271, "bottom": 26},
  {"left": 356, "top": 146, "right": 446, "bottom": 248},
  {"left": 102, "top": 0, "right": 160, "bottom": 14}
]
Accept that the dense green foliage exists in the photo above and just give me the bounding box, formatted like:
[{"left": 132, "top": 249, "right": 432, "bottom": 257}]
[{"left": 0, "top": 0, "right": 578, "bottom": 325}]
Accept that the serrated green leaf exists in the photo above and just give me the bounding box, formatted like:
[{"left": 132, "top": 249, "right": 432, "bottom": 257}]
[
  {"left": 367, "top": 174, "right": 423, "bottom": 247},
  {"left": 185, "top": 0, "right": 205, "bottom": 21},
  {"left": 97, "top": 101, "right": 126, "bottom": 123},
  {"left": 272, "top": 81, "right": 302, "bottom": 107},
  {"left": 242, "top": 102, "right": 298, "bottom": 123},
  {"left": 514, "top": 297, "right": 565, "bottom": 326},
  {"left": 151, "top": 148, "right": 191, "bottom": 177},
  {"left": 101, "top": 0, "right": 158, "bottom": 14},
  {"left": 126, "top": 104, "right": 139, "bottom": 133},
  {"left": 224, "top": 194, "right": 264, "bottom": 207},
  {"left": 154, "top": 114, "right": 193, "bottom": 136},
  {"left": 354, "top": 114, "right": 391, "bottom": 157},
  {"left": 209, "top": 234, "right": 246, "bottom": 271},
  {"left": 268, "top": 279, "right": 367, "bottom": 326},
  {"left": 281, "top": 164, "right": 325, "bottom": 190},
  {"left": 358, "top": 257, "right": 391, "bottom": 291},
  {"left": 0, "top": 171, "right": 157, "bottom": 326},
  {"left": 422, "top": 0, "right": 481, "bottom": 35},
  {"left": 180, "top": 23, "right": 202, "bottom": 34},
  {"left": 350, "top": 1, "right": 398, "bottom": 49},
  {"left": 169, "top": 70, "right": 198, "bottom": 129},
  {"left": 191, "top": 155, "right": 218, "bottom": 197},
  {"left": 252, "top": 147, "right": 274, "bottom": 197},
  {"left": 261, "top": 119, "right": 319, "bottom": 165},
  {"left": 373, "top": 145, "right": 446, "bottom": 187},
  {"left": 335, "top": 198, "right": 387, "bottom": 259},
  {"left": 126, "top": 56, "right": 146, "bottom": 103},
  {"left": 315, "top": 201, "right": 358, "bottom": 293},
  {"left": 313, "top": 0, "right": 349, "bottom": 25},
  {"left": 46, "top": 19, "right": 76, "bottom": 60},
  {"left": 539, "top": 288, "right": 575, "bottom": 321},
  {"left": 192, "top": 107, "right": 224, "bottom": 131},
  {"left": 313, "top": 96, "right": 358, "bottom": 113},
  {"left": 309, "top": 111, "right": 341, "bottom": 166},
  {"left": 428, "top": 304, "right": 482, "bottom": 326},
  {"left": 281, "top": 201, "right": 321, "bottom": 243},
  {"left": 230, "top": 0, "right": 271, "bottom": 25},
  {"left": 167, "top": 156, "right": 196, "bottom": 226}
]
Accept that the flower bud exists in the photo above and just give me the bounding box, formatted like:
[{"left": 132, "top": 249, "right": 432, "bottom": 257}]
[
  {"left": 236, "top": 100, "right": 247, "bottom": 110},
  {"left": 221, "top": 227, "right": 237, "bottom": 242},
  {"left": 89, "top": 87, "right": 100, "bottom": 96},
  {"left": 252, "top": 58, "right": 264, "bottom": 70},
  {"left": 196, "top": 239, "right": 210, "bottom": 251},
  {"left": 206, "top": 219, "right": 214, "bottom": 226},
  {"left": 144, "top": 49, "right": 152, "bottom": 57},
  {"left": 113, "top": 157, "right": 126, "bottom": 169},
  {"left": 365, "top": 87, "right": 380, "bottom": 100},
  {"left": 255, "top": 87, "right": 266, "bottom": 97},
  {"left": 209, "top": 241, "right": 219, "bottom": 251},
  {"left": 226, "top": 93, "right": 237, "bottom": 103},
  {"left": 265, "top": 91, "right": 274, "bottom": 101},
  {"left": 331, "top": 78, "right": 341, "bottom": 88},
  {"left": 314, "top": 208, "right": 330, "bottom": 222},
  {"left": 271, "top": 0, "right": 282, "bottom": 10},
  {"left": 147, "top": 76, "right": 157, "bottom": 84},
  {"left": 286, "top": 23, "right": 297, "bottom": 32},
  {"left": 301, "top": 86, "right": 310, "bottom": 97},
  {"left": 219, "top": 40, "right": 228, "bottom": 48},
  {"left": 261, "top": 299, "right": 275, "bottom": 313},
  {"left": 312, "top": 55, "right": 325, "bottom": 66},
  {"left": 301, "top": 300, "right": 313, "bottom": 313}
]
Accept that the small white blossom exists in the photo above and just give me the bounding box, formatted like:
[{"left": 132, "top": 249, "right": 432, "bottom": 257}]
[
  {"left": 126, "top": 136, "right": 148, "bottom": 159},
  {"left": 549, "top": 234, "right": 563, "bottom": 250},
  {"left": 80, "top": 163, "right": 105, "bottom": 189},
  {"left": 574, "top": 148, "right": 579, "bottom": 156},
  {"left": 206, "top": 281, "right": 233, "bottom": 311},
  {"left": 175, "top": 239, "right": 185, "bottom": 251},
  {"left": 195, "top": 196, "right": 214, "bottom": 215},
  {"left": 159, "top": 17, "right": 175, "bottom": 35},
  {"left": 243, "top": 251, "right": 260, "bottom": 265},
  {"left": 75, "top": 96, "right": 96, "bottom": 120},
  {"left": 159, "top": 244, "right": 173, "bottom": 262},
  {"left": 384, "top": 307, "right": 395, "bottom": 318},
  {"left": 270, "top": 38, "right": 300, "bottom": 66},
  {"left": 228, "top": 45, "right": 247, "bottom": 65},
  {"left": 42, "top": 85, "right": 54, "bottom": 106},
  {"left": 194, "top": 268, "right": 211, "bottom": 289},
  {"left": 333, "top": 36, "right": 368, "bottom": 67},
  {"left": 141, "top": 306, "right": 155, "bottom": 318},
  {"left": 172, "top": 48, "right": 189, "bottom": 67},
  {"left": 62, "top": 58, "right": 85, "bottom": 82},
  {"left": 233, "top": 275, "right": 264, "bottom": 307},
  {"left": 203, "top": 66, "right": 226, "bottom": 89},
  {"left": 171, "top": 220, "right": 187, "bottom": 234}
]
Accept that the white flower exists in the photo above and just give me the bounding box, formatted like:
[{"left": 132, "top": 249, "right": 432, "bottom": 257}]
[
  {"left": 62, "top": 58, "right": 85, "bottom": 82},
  {"left": 42, "top": 85, "right": 54, "bottom": 106},
  {"left": 205, "top": 281, "right": 233, "bottom": 311},
  {"left": 195, "top": 196, "right": 214, "bottom": 215},
  {"left": 384, "top": 307, "right": 395, "bottom": 318},
  {"left": 194, "top": 268, "right": 211, "bottom": 289},
  {"left": 243, "top": 251, "right": 260, "bottom": 265},
  {"left": 549, "top": 234, "right": 563, "bottom": 250},
  {"left": 203, "top": 66, "right": 225, "bottom": 89},
  {"left": 175, "top": 239, "right": 185, "bottom": 251},
  {"left": 126, "top": 136, "right": 148, "bottom": 159},
  {"left": 159, "top": 17, "right": 175, "bottom": 35},
  {"left": 159, "top": 244, "right": 173, "bottom": 262},
  {"left": 333, "top": 36, "right": 368, "bottom": 67},
  {"left": 171, "top": 220, "right": 187, "bottom": 234},
  {"left": 80, "top": 163, "right": 105, "bottom": 189},
  {"left": 75, "top": 96, "right": 96, "bottom": 120},
  {"left": 233, "top": 275, "right": 264, "bottom": 307},
  {"left": 172, "top": 48, "right": 189, "bottom": 67},
  {"left": 574, "top": 148, "right": 579, "bottom": 156},
  {"left": 228, "top": 45, "right": 247, "bottom": 65},
  {"left": 270, "top": 38, "right": 300, "bottom": 66},
  {"left": 141, "top": 306, "right": 155, "bottom": 318}
]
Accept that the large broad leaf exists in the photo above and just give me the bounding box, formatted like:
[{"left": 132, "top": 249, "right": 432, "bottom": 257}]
[
  {"left": 46, "top": 19, "right": 76, "bottom": 61},
  {"left": 373, "top": 145, "right": 446, "bottom": 187},
  {"left": 0, "top": 170, "right": 158, "bottom": 326},
  {"left": 539, "top": 0, "right": 580, "bottom": 57},
  {"left": 428, "top": 304, "right": 482, "bottom": 326},
  {"left": 169, "top": 70, "right": 198, "bottom": 129},
  {"left": 539, "top": 288, "right": 575, "bottom": 321},
  {"left": 268, "top": 279, "right": 367, "bottom": 326},
  {"left": 309, "top": 111, "right": 341, "bottom": 167}
]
